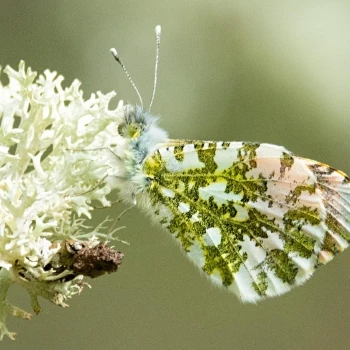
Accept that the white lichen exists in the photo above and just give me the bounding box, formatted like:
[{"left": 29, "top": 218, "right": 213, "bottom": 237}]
[{"left": 0, "top": 62, "right": 125, "bottom": 340}]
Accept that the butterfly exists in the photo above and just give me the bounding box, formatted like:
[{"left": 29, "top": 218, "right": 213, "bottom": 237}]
[{"left": 110, "top": 26, "right": 350, "bottom": 303}]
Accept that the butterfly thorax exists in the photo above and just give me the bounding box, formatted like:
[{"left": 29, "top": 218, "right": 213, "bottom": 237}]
[{"left": 114, "top": 105, "right": 168, "bottom": 203}]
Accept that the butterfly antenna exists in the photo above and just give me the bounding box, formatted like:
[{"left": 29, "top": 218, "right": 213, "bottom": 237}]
[
  {"left": 110, "top": 47, "right": 144, "bottom": 109},
  {"left": 148, "top": 25, "right": 161, "bottom": 112}
]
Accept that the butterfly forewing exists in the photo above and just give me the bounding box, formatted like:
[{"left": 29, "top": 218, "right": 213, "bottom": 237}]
[{"left": 142, "top": 141, "right": 350, "bottom": 302}]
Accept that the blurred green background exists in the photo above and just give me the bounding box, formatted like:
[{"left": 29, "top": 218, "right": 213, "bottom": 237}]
[{"left": 1, "top": 1, "right": 350, "bottom": 349}]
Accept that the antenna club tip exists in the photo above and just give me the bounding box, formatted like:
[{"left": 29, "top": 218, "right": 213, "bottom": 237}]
[
  {"left": 110, "top": 48, "right": 118, "bottom": 56},
  {"left": 155, "top": 25, "right": 161, "bottom": 35}
]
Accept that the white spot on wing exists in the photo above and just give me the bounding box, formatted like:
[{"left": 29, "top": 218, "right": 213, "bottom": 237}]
[
  {"left": 210, "top": 270, "right": 223, "bottom": 285},
  {"left": 161, "top": 187, "right": 175, "bottom": 198},
  {"left": 228, "top": 142, "right": 244, "bottom": 150},
  {"left": 187, "top": 240, "right": 205, "bottom": 267},
  {"left": 190, "top": 212, "right": 200, "bottom": 223},
  {"left": 302, "top": 223, "right": 326, "bottom": 249},
  {"left": 164, "top": 144, "right": 204, "bottom": 172},
  {"left": 249, "top": 198, "right": 287, "bottom": 221},
  {"left": 233, "top": 204, "right": 249, "bottom": 221},
  {"left": 214, "top": 147, "right": 240, "bottom": 171},
  {"left": 178, "top": 202, "right": 190, "bottom": 213},
  {"left": 229, "top": 264, "right": 260, "bottom": 303},
  {"left": 239, "top": 235, "right": 266, "bottom": 269},
  {"left": 261, "top": 231, "right": 284, "bottom": 251},
  {"left": 292, "top": 254, "right": 316, "bottom": 284},
  {"left": 265, "top": 270, "right": 291, "bottom": 297},
  {"left": 204, "top": 227, "right": 222, "bottom": 246},
  {"left": 198, "top": 182, "right": 243, "bottom": 205},
  {"left": 255, "top": 143, "right": 289, "bottom": 158}
]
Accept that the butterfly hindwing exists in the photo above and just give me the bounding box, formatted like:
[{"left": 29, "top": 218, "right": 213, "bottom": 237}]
[{"left": 142, "top": 141, "right": 350, "bottom": 302}]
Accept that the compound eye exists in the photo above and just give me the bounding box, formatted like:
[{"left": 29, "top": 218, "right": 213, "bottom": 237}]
[
  {"left": 117, "top": 123, "right": 127, "bottom": 137},
  {"left": 117, "top": 122, "right": 142, "bottom": 139}
]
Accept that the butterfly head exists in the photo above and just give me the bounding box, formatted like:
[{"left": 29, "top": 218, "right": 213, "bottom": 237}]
[
  {"left": 117, "top": 104, "right": 168, "bottom": 163},
  {"left": 118, "top": 105, "right": 155, "bottom": 140}
]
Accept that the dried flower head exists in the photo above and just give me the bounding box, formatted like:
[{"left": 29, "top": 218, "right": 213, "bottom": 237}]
[{"left": 0, "top": 62, "right": 124, "bottom": 340}]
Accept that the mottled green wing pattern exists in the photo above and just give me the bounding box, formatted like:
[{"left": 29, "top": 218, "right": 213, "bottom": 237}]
[{"left": 142, "top": 141, "right": 350, "bottom": 302}]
